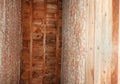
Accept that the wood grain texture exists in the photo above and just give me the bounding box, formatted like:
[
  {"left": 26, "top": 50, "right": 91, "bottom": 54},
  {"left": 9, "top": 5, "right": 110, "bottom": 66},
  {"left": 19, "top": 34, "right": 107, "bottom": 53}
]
[
  {"left": 21, "top": 0, "right": 62, "bottom": 84},
  {"left": 118, "top": 0, "right": 120, "bottom": 83},
  {"left": 62, "top": 0, "right": 119, "bottom": 84},
  {"left": 101, "top": 0, "right": 112, "bottom": 84},
  {"left": 94, "top": 0, "right": 102, "bottom": 84},
  {"left": 86, "top": 0, "right": 95, "bottom": 83},
  {"left": 112, "top": 0, "right": 119, "bottom": 84}
]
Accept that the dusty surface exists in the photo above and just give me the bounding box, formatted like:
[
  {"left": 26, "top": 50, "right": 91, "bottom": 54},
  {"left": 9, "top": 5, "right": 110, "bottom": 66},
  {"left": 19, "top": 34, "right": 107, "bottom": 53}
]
[
  {"left": 61, "top": 0, "right": 87, "bottom": 84},
  {"left": 0, "top": 0, "right": 21, "bottom": 84}
]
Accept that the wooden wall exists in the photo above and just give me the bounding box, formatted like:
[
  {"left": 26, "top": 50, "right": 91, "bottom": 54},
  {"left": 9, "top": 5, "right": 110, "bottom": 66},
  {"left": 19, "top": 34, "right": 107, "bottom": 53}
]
[
  {"left": 86, "top": 0, "right": 119, "bottom": 83},
  {"left": 21, "top": 0, "right": 62, "bottom": 84},
  {"left": 62, "top": 0, "right": 119, "bottom": 84}
]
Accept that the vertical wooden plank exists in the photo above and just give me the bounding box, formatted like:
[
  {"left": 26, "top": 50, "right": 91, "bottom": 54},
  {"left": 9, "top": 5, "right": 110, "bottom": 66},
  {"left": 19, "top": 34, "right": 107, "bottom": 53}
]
[
  {"left": 118, "top": 0, "right": 120, "bottom": 84},
  {"left": 43, "top": 0, "right": 47, "bottom": 83},
  {"left": 21, "top": 0, "right": 62, "bottom": 83},
  {"left": 111, "top": 0, "right": 119, "bottom": 84},
  {"left": 56, "top": 0, "right": 60, "bottom": 83},
  {"left": 101, "top": 0, "right": 112, "bottom": 84},
  {"left": 30, "top": 0, "right": 33, "bottom": 84},
  {"left": 86, "top": 0, "right": 95, "bottom": 84},
  {"left": 94, "top": 0, "right": 102, "bottom": 84},
  {"left": 21, "top": 0, "right": 32, "bottom": 83}
]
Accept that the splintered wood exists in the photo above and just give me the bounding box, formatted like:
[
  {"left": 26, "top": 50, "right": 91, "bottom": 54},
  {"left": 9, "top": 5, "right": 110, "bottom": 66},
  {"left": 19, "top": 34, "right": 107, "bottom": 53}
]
[{"left": 21, "top": 0, "right": 62, "bottom": 84}]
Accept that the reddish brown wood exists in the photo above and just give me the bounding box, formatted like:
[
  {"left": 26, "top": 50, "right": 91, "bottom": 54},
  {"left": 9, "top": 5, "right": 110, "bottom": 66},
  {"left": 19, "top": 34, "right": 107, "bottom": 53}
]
[
  {"left": 111, "top": 0, "right": 119, "bottom": 84},
  {"left": 21, "top": 0, "right": 62, "bottom": 84},
  {"left": 43, "top": 0, "right": 46, "bottom": 83},
  {"left": 30, "top": 0, "right": 33, "bottom": 83}
]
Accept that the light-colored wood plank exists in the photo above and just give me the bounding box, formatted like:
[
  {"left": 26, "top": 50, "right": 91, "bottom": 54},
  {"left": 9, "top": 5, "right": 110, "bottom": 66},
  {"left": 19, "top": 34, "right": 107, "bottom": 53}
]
[
  {"left": 86, "top": 0, "right": 95, "bottom": 84},
  {"left": 101, "top": 0, "right": 112, "bottom": 84},
  {"left": 94, "top": 0, "right": 102, "bottom": 84}
]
